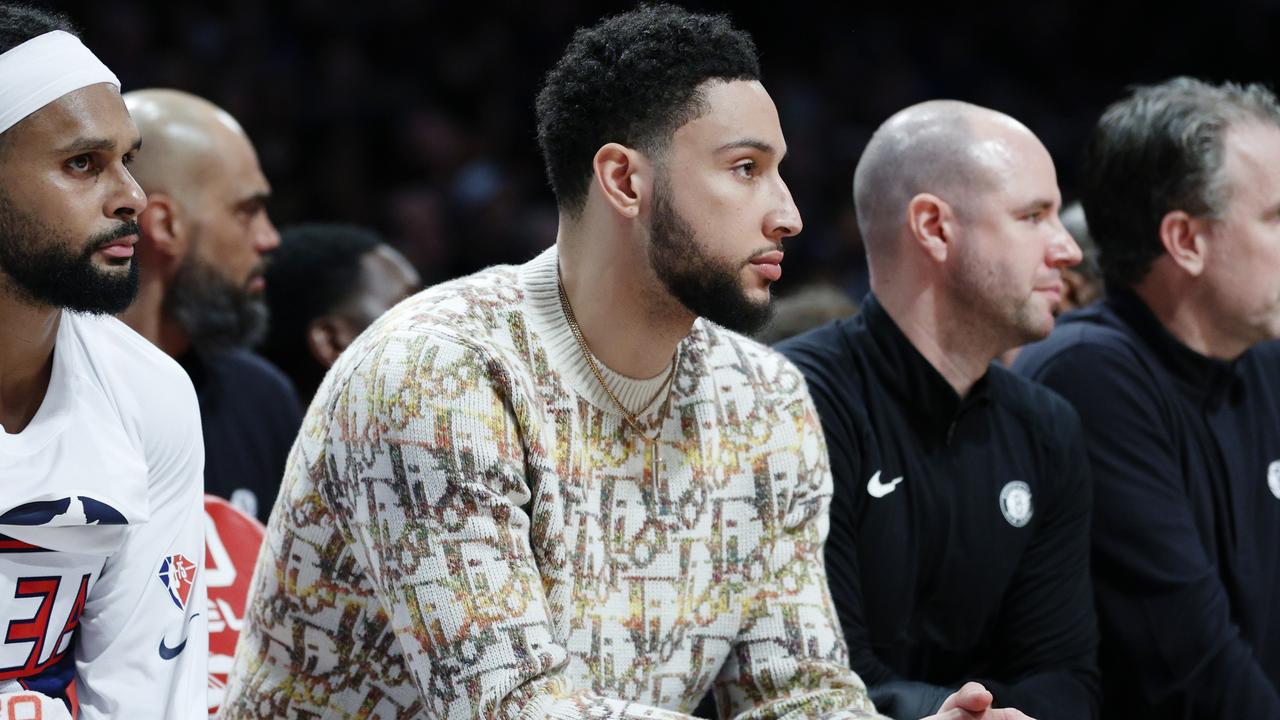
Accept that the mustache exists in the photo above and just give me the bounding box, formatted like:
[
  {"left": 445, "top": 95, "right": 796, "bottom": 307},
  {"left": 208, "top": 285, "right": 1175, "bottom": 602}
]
[
  {"left": 247, "top": 257, "right": 270, "bottom": 284},
  {"left": 744, "top": 241, "right": 785, "bottom": 264},
  {"left": 84, "top": 220, "right": 141, "bottom": 254}
]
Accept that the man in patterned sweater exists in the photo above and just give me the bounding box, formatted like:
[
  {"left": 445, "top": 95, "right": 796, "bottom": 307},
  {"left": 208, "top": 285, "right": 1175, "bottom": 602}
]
[{"left": 224, "top": 6, "right": 1003, "bottom": 719}]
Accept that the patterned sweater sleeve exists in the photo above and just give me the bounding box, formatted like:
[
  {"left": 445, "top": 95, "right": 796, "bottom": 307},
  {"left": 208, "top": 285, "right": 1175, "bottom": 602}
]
[
  {"left": 319, "top": 330, "right": 694, "bottom": 720},
  {"left": 714, "top": 384, "right": 887, "bottom": 720}
]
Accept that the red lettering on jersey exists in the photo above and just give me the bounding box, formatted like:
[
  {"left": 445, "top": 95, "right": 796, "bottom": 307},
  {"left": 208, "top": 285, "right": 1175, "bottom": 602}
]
[
  {"left": 3, "top": 578, "right": 59, "bottom": 677},
  {"left": 4, "top": 691, "right": 43, "bottom": 717},
  {"left": 0, "top": 537, "right": 40, "bottom": 553},
  {"left": 0, "top": 573, "right": 91, "bottom": 681},
  {"left": 52, "top": 575, "right": 89, "bottom": 660},
  {"left": 4, "top": 694, "right": 43, "bottom": 720}
]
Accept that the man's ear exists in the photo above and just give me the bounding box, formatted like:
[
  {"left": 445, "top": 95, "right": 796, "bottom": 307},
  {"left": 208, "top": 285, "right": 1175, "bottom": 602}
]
[
  {"left": 1158, "top": 209, "right": 1208, "bottom": 277},
  {"left": 305, "top": 316, "right": 355, "bottom": 369},
  {"left": 137, "top": 193, "right": 187, "bottom": 263},
  {"left": 592, "top": 143, "right": 649, "bottom": 220},
  {"left": 906, "top": 193, "right": 956, "bottom": 263}
]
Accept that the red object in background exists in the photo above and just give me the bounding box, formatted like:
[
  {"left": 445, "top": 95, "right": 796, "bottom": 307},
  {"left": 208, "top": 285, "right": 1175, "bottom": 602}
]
[{"left": 203, "top": 496, "right": 265, "bottom": 717}]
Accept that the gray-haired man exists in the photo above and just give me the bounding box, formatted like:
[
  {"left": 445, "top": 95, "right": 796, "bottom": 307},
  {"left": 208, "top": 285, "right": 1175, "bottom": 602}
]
[{"left": 1017, "top": 77, "right": 1280, "bottom": 717}]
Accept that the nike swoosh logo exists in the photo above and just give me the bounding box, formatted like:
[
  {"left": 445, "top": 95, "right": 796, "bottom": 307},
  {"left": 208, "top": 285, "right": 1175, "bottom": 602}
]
[
  {"left": 158, "top": 612, "right": 200, "bottom": 661},
  {"left": 158, "top": 636, "right": 186, "bottom": 660},
  {"left": 867, "top": 470, "right": 904, "bottom": 498}
]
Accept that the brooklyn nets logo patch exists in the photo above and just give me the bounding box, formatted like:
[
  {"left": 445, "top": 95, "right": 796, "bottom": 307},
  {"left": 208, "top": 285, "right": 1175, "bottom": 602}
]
[{"left": 999, "top": 481, "right": 1034, "bottom": 528}]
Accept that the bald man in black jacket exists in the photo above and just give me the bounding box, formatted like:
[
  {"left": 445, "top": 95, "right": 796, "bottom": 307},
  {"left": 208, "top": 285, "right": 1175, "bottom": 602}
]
[{"left": 780, "top": 101, "right": 1097, "bottom": 720}]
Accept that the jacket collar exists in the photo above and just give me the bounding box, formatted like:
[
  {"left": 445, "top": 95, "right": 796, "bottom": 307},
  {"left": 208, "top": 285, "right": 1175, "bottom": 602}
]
[
  {"left": 854, "top": 294, "right": 992, "bottom": 444},
  {"left": 1105, "top": 289, "right": 1237, "bottom": 403}
]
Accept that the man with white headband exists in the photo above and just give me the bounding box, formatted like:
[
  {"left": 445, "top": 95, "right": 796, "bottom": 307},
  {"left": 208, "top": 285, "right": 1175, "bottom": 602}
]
[{"left": 0, "top": 5, "right": 206, "bottom": 719}]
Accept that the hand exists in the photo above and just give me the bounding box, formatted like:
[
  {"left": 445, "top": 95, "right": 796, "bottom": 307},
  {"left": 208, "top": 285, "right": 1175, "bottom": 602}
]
[{"left": 919, "top": 682, "right": 1036, "bottom": 720}]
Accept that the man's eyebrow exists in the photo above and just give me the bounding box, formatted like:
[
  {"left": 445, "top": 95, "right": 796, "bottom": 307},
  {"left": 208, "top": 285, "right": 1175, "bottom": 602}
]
[
  {"left": 715, "top": 138, "right": 778, "bottom": 156},
  {"left": 54, "top": 136, "right": 143, "bottom": 155},
  {"left": 1014, "top": 199, "right": 1055, "bottom": 214},
  {"left": 236, "top": 190, "right": 272, "bottom": 208}
]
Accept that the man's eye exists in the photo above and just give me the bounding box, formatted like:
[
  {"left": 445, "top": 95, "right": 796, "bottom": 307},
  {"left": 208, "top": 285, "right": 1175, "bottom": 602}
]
[
  {"left": 68, "top": 155, "right": 93, "bottom": 172},
  {"left": 732, "top": 161, "right": 757, "bottom": 178}
]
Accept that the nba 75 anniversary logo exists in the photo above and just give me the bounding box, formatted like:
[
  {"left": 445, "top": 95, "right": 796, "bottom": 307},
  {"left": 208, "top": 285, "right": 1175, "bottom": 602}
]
[{"left": 157, "top": 554, "right": 197, "bottom": 611}]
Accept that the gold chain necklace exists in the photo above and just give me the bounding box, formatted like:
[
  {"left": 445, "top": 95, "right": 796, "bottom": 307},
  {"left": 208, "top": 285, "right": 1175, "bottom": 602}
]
[{"left": 557, "top": 273, "right": 680, "bottom": 483}]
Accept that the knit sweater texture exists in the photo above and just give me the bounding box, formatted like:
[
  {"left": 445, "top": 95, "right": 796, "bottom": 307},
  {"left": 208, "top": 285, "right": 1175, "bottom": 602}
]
[{"left": 222, "top": 247, "right": 882, "bottom": 719}]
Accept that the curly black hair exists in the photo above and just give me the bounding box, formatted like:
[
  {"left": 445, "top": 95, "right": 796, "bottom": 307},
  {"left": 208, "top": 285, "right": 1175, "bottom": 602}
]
[
  {"left": 534, "top": 3, "right": 760, "bottom": 217},
  {"left": 0, "top": 3, "right": 76, "bottom": 54}
]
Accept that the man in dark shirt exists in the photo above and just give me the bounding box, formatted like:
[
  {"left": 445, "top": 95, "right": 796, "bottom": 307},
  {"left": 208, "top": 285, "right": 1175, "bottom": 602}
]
[
  {"left": 1015, "top": 77, "right": 1280, "bottom": 717},
  {"left": 260, "top": 223, "right": 421, "bottom": 407},
  {"left": 116, "top": 89, "right": 299, "bottom": 523},
  {"left": 779, "top": 101, "right": 1096, "bottom": 720},
  {"left": 177, "top": 349, "right": 300, "bottom": 522}
]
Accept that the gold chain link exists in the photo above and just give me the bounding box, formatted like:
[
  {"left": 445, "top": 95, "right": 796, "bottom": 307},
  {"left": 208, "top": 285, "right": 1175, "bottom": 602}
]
[{"left": 557, "top": 273, "right": 679, "bottom": 442}]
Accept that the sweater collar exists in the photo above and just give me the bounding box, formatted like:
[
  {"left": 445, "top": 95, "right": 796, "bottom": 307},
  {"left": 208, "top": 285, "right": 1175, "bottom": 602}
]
[{"left": 519, "top": 246, "right": 687, "bottom": 420}]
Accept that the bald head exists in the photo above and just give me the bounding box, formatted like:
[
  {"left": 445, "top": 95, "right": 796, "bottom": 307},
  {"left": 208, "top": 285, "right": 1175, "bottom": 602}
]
[
  {"left": 124, "top": 89, "right": 252, "bottom": 205},
  {"left": 115, "top": 88, "right": 279, "bottom": 356},
  {"left": 853, "top": 100, "right": 1039, "bottom": 260},
  {"left": 851, "top": 101, "right": 1079, "bottom": 360}
]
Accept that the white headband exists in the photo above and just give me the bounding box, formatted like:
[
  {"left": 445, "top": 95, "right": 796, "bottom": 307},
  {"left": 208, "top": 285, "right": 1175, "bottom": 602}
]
[{"left": 0, "top": 30, "right": 120, "bottom": 136}]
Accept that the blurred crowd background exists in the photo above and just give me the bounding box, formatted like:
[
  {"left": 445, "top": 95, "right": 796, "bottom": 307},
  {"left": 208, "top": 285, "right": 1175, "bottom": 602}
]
[{"left": 48, "top": 0, "right": 1280, "bottom": 300}]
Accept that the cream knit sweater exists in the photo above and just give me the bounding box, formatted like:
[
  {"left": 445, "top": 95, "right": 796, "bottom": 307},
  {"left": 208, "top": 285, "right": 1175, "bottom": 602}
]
[{"left": 222, "top": 247, "right": 883, "bottom": 719}]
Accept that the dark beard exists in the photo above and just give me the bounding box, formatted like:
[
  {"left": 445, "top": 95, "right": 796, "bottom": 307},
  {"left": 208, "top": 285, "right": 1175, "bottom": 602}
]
[
  {"left": 646, "top": 178, "right": 775, "bottom": 335},
  {"left": 0, "top": 192, "right": 140, "bottom": 315},
  {"left": 167, "top": 254, "right": 268, "bottom": 354}
]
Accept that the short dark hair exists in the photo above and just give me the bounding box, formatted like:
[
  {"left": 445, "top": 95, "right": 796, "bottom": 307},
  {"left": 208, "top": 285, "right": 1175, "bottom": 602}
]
[
  {"left": 534, "top": 3, "right": 760, "bottom": 217},
  {"left": 1081, "top": 77, "right": 1280, "bottom": 289},
  {"left": 0, "top": 3, "right": 77, "bottom": 54},
  {"left": 260, "top": 223, "right": 382, "bottom": 400}
]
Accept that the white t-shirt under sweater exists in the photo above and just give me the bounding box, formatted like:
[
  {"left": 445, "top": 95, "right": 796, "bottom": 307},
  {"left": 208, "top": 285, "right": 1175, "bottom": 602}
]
[
  {"left": 223, "top": 247, "right": 884, "bottom": 719},
  {"left": 0, "top": 312, "right": 207, "bottom": 719}
]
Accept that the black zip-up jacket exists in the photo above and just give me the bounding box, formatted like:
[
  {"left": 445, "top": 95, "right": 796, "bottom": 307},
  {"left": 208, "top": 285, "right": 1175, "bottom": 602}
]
[
  {"left": 1015, "top": 289, "right": 1280, "bottom": 718},
  {"left": 778, "top": 295, "right": 1100, "bottom": 720}
]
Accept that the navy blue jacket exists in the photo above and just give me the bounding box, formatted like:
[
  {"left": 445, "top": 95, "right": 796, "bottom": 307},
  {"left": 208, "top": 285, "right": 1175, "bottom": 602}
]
[
  {"left": 181, "top": 349, "right": 302, "bottom": 523},
  {"left": 1015, "top": 290, "right": 1280, "bottom": 718},
  {"left": 779, "top": 295, "right": 1100, "bottom": 720}
]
